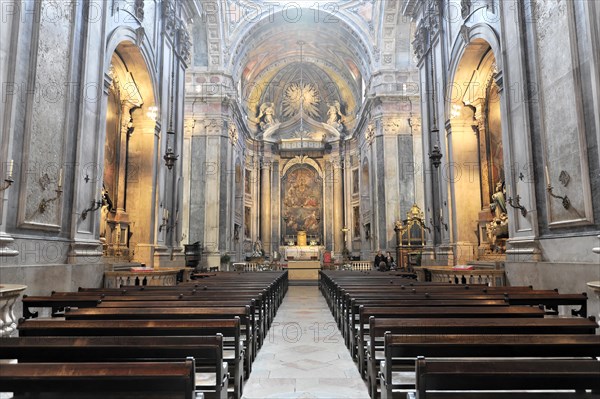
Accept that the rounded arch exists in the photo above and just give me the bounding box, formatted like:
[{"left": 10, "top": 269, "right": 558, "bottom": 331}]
[
  {"left": 105, "top": 27, "right": 159, "bottom": 109},
  {"left": 100, "top": 37, "right": 160, "bottom": 266},
  {"left": 228, "top": 7, "right": 374, "bottom": 81},
  {"left": 280, "top": 156, "right": 323, "bottom": 178},
  {"left": 446, "top": 32, "right": 507, "bottom": 262},
  {"left": 445, "top": 23, "right": 502, "bottom": 116}
]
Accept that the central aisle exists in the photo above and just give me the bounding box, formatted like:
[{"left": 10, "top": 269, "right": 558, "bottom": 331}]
[{"left": 242, "top": 286, "right": 370, "bottom": 399}]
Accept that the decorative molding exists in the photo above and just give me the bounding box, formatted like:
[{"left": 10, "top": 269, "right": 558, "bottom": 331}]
[
  {"left": 134, "top": 0, "right": 144, "bottom": 21},
  {"left": 228, "top": 121, "right": 238, "bottom": 145},
  {"left": 365, "top": 122, "right": 376, "bottom": 144},
  {"left": 162, "top": 0, "right": 176, "bottom": 36},
  {"left": 461, "top": 0, "right": 472, "bottom": 19},
  {"left": 412, "top": 22, "right": 428, "bottom": 63},
  {"left": 177, "top": 20, "right": 192, "bottom": 67}
]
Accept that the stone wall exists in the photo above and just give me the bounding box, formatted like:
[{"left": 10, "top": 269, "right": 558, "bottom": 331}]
[{"left": 506, "top": 262, "right": 600, "bottom": 321}]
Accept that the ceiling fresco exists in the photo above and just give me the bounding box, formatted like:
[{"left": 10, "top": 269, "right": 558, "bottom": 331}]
[{"left": 191, "top": 0, "right": 410, "bottom": 141}]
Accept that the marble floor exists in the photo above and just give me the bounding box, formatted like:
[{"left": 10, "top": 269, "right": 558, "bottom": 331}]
[{"left": 242, "top": 286, "right": 370, "bottom": 399}]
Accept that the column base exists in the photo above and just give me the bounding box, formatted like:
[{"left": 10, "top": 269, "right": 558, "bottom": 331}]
[
  {"left": 506, "top": 238, "right": 542, "bottom": 262},
  {"left": 67, "top": 240, "right": 103, "bottom": 264},
  {"left": 0, "top": 233, "right": 19, "bottom": 257}
]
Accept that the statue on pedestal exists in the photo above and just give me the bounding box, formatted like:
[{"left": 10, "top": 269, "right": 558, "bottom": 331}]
[
  {"left": 487, "top": 181, "right": 508, "bottom": 252},
  {"left": 252, "top": 240, "right": 263, "bottom": 257}
]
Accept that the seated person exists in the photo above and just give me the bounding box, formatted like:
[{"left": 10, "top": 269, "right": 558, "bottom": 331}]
[
  {"left": 374, "top": 250, "right": 385, "bottom": 271},
  {"left": 385, "top": 251, "right": 396, "bottom": 271}
]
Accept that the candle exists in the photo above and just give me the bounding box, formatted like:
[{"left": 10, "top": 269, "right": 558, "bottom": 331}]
[
  {"left": 8, "top": 160, "right": 13, "bottom": 178},
  {"left": 58, "top": 167, "right": 63, "bottom": 188},
  {"left": 166, "top": 210, "right": 169, "bottom": 220},
  {"left": 545, "top": 165, "right": 550, "bottom": 185},
  {"left": 163, "top": 208, "right": 167, "bottom": 219}
]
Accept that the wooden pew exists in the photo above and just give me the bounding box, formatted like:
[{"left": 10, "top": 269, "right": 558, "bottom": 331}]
[
  {"left": 412, "top": 358, "right": 600, "bottom": 399},
  {"left": 356, "top": 305, "right": 546, "bottom": 377},
  {"left": 44, "top": 291, "right": 271, "bottom": 343},
  {"left": 366, "top": 316, "right": 599, "bottom": 398},
  {"left": 17, "top": 318, "right": 244, "bottom": 399},
  {"left": 0, "top": 359, "right": 198, "bottom": 399},
  {"left": 338, "top": 291, "right": 587, "bottom": 338},
  {"left": 344, "top": 298, "right": 509, "bottom": 353},
  {"left": 0, "top": 336, "right": 228, "bottom": 399},
  {"left": 63, "top": 305, "right": 255, "bottom": 373},
  {"left": 380, "top": 334, "right": 600, "bottom": 399}
]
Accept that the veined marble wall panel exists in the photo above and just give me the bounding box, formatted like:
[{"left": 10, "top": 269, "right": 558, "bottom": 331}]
[
  {"left": 398, "top": 134, "right": 416, "bottom": 215},
  {"left": 532, "top": 0, "right": 593, "bottom": 227},
  {"left": 189, "top": 135, "right": 207, "bottom": 245},
  {"left": 270, "top": 160, "right": 280, "bottom": 253},
  {"left": 218, "top": 139, "right": 228, "bottom": 251},
  {"left": 375, "top": 135, "right": 387, "bottom": 249},
  {"left": 0, "top": 0, "right": 18, "bottom": 226},
  {"left": 181, "top": 134, "right": 192, "bottom": 245},
  {"left": 18, "top": 0, "right": 75, "bottom": 230},
  {"left": 384, "top": 135, "right": 401, "bottom": 227},
  {"left": 582, "top": 0, "right": 600, "bottom": 174}
]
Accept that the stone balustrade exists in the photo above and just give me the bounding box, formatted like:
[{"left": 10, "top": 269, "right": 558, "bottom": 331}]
[
  {"left": 414, "top": 267, "right": 506, "bottom": 286},
  {"left": 0, "top": 284, "right": 27, "bottom": 337},
  {"left": 104, "top": 269, "right": 184, "bottom": 288},
  {"left": 350, "top": 261, "right": 373, "bottom": 271}
]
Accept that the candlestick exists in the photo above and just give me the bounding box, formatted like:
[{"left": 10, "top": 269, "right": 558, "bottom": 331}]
[
  {"left": 8, "top": 160, "right": 13, "bottom": 178},
  {"left": 545, "top": 165, "right": 550, "bottom": 186}
]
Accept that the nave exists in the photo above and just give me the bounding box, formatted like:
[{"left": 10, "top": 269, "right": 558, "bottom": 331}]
[
  {"left": 242, "top": 286, "right": 369, "bottom": 399},
  {"left": 2, "top": 269, "right": 600, "bottom": 399}
]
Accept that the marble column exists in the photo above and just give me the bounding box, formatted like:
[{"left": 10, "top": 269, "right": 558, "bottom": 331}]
[
  {"left": 260, "top": 160, "right": 271, "bottom": 255},
  {"left": 333, "top": 159, "right": 344, "bottom": 254}
]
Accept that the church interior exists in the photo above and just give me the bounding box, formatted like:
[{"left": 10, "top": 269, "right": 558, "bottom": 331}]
[{"left": 1, "top": 0, "right": 599, "bottom": 398}]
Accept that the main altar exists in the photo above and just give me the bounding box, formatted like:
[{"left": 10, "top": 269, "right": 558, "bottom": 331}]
[
  {"left": 284, "top": 245, "right": 322, "bottom": 261},
  {"left": 283, "top": 231, "right": 323, "bottom": 280}
]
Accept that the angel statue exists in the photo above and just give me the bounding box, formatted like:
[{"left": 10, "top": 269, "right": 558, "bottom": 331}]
[
  {"left": 257, "top": 102, "right": 277, "bottom": 130},
  {"left": 326, "top": 101, "right": 345, "bottom": 131}
]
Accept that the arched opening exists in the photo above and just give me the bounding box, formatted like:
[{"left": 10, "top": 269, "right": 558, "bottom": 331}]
[
  {"left": 101, "top": 42, "right": 157, "bottom": 265},
  {"left": 449, "top": 39, "right": 506, "bottom": 263}
]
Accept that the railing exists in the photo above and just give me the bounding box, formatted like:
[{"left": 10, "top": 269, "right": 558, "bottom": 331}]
[
  {"left": 232, "top": 262, "right": 276, "bottom": 272},
  {"left": 104, "top": 270, "right": 180, "bottom": 288},
  {"left": 350, "top": 261, "right": 373, "bottom": 271},
  {"left": 415, "top": 266, "right": 506, "bottom": 286}
]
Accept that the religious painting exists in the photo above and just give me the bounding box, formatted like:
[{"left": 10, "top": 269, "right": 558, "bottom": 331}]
[
  {"left": 244, "top": 206, "right": 251, "bottom": 238},
  {"left": 352, "top": 169, "right": 359, "bottom": 194},
  {"left": 245, "top": 170, "right": 252, "bottom": 194},
  {"left": 281, "top": 166, "right": 323, "bottom": 239},
  {"left": 353, "top": 206, "right": 360, "bottom": 238}
]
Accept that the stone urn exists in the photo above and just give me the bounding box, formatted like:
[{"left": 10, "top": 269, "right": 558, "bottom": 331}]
[{"left": 0, "top": 284, "right": 27, "bottom": 337}]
